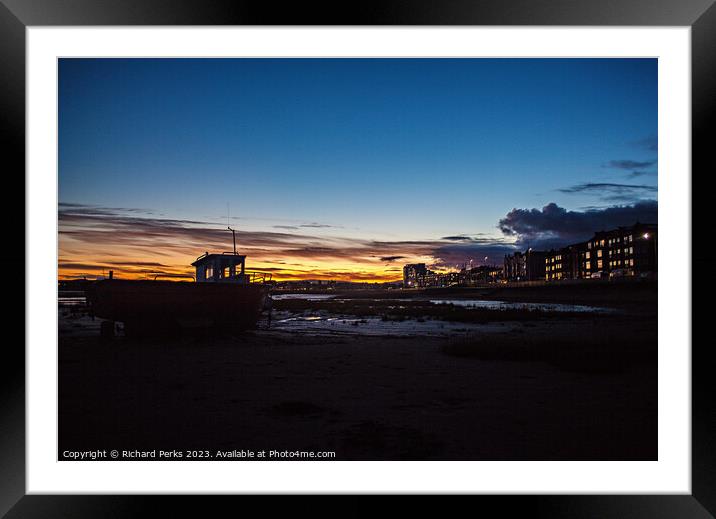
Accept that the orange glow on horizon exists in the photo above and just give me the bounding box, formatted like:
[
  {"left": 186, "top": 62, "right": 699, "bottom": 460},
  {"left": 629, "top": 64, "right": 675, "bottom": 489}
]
[
  {"left": 57, "top": 205, "right": 487, "bottom": 284},
  {"left": 58, "top": 246, "right": 412, "bottom": 283},
  {"left": 58, "top": 259, "right": 405, "bottom": 284}
]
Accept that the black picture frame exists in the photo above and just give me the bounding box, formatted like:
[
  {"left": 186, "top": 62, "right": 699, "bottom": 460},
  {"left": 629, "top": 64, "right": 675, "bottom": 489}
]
[{"left": 3, "top": 0, "right": 711, "bottom": 515}]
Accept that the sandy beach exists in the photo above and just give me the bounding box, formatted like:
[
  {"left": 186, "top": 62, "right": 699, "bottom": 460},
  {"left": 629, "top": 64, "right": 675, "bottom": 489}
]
[{"left": 58, "top": 288, "right": 656, "bottom": 460}]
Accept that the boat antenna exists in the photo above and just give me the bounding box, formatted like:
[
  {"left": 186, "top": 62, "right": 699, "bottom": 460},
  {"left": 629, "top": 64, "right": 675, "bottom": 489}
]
[
  {"left": 228, "top": 225, "right": 236, "bottom": 254},
  {"left": 227, "top": 203, "right": 237, "bottom": 254}
]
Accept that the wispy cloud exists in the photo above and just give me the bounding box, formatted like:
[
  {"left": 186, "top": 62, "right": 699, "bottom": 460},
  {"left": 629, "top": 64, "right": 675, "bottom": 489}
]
[
  {"left": 626, "top": 170, "right": 657, "bottom": 179},
  {"left": 631, "top": 136, "right": 658, "bottom": 151},
  {"left": 59, "top": 198, "right": 660, "bottom": 280},
  {"left": 601, "top": 154, "right": 658, "bottom": 181},
  {"left": 272, "top": 222, "right": 342, "bottom": 230},
  {"left": 441, "top": 235, "right": 472, "bottom": 242},
  {"left": 557, "top": 182, "right": 657, "bottom": 202},
  {"left": 604, "top": 159, "right": 657, "bottom": 170},
  {"left": 59, "top": 203, "right": 512, "bottom": 280},
  {"left": 379, "top": 255, "right": 407, "bottom": 263},
  {"left": 299, "top": 223, "right": 342, "bottom": 229}
]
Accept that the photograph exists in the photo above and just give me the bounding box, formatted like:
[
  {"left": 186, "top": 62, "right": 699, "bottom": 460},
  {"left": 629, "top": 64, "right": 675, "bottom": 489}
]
[{"left": 57, "top": 57, "right": 658, "bottom": 462}]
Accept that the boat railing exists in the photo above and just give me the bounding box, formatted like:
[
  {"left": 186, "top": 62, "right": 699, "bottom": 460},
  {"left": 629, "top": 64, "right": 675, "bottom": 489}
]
[{"left": 246, "top": 271, "right": 273, "bottom": 284}]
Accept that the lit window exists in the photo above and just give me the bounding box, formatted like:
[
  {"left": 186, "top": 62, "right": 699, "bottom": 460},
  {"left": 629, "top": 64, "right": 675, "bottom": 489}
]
[
  {"left": 597, "top": 260, "right": 603, "bottom": 269},
  {"left": 597, "top": 250, "right": 602, "bottom": 258},
  {"left": 585, "top": 251, "right": 591, "bottom": 259}
]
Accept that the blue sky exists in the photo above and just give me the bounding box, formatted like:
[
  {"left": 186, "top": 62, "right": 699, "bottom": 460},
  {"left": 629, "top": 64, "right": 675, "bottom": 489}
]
[{"left": 58, "top": 58, "right": 657, "bottom": 280}]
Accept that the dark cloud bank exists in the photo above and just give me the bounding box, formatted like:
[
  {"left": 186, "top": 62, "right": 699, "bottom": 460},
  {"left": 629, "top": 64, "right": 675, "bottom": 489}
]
[{"left": 498, "top": 200, "right": 658, "bottom": 250}]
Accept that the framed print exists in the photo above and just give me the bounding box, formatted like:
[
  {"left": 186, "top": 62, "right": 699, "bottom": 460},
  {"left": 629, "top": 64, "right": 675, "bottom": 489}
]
[{"left": 3, "top": 0, "right": 712, "bottom": 514}]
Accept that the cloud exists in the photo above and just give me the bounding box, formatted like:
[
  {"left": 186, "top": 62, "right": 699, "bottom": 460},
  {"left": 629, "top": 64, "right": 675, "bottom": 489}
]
[
  {"left": 59, "top": 204, "right": 508, "bottom": 280},
  {"left": 61, "top": 199, "right": 658, "bottom": 281},
  {"left": 627, "top": 170, "right": 657, "bottom": 179},
  {"left": 430, "top": 242, "right": 518, "bottom": 268},
  {"left": 441, "top": 235, "right": 473, "bottom": 242},
  {"left": 440, "top": 234, "right": 504, "bottom": 244},
  {"left": 604, "top": 159, "right": 657, "bottom": 170},
  {"left": 631, "top": 136, "right": 658, "bottom": 151},
  {"left": 498, "top": 200, "right": 658, "bottom": 249},
  {"left": 103, "top": 261, "right": 169, "bottom": 267},
  {"left": 273, "top": 222, "right": 341, "bottom": 230},
  {"left": 58, "top": 202, "right": 158, "bottom": 217},
  {"left": 379, "top": 255, "right": 406, "bottom": 263},
  {"left": 299, "top": 223, "right": 340, "bottom": 229},
  {"left": 557, "top": 182, "right": 657, "bottom": 202},
  {"left": 602, "top": 155, "right": 657, "bottom": 181}
]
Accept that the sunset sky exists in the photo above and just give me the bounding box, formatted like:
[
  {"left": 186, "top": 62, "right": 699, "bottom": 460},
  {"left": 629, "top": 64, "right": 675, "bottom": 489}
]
[{"left": 59, "top": 58, "right": 658, "bottom": 282}]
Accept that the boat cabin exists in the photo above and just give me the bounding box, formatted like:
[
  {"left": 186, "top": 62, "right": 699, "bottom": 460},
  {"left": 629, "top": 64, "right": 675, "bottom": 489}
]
[{"left": 192, "top": 252, "right": 248, "bottom": 283}]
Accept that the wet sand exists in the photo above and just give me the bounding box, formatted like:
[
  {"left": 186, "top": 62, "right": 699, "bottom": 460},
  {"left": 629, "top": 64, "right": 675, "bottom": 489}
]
[{"left": 59, "top": 308, "right": 656, "bottom": 460}]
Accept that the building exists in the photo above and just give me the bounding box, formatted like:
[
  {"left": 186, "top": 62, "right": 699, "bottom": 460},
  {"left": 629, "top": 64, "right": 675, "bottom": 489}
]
[
  {"left": 403, "top": 263, "right": 428, "bottom": 287},
  {"left": 461, "top": 265, "right": 503, "bottom": 285},
  {"left": 402, "top": 263, "right": 504, "bottom": 288},
  {"left": 544, "top": 222, "right": 657, "bottom": 281},
  {"left": 545, "top": 243, "right": 583, "bottom": 281},
  {"left": 504, "top": 252, "right": 525, "bottom": 281},
  {"left": 504, "top": 249, "right": 546, "bottom": 281},
  {"left": 581, "top": 222, "right": 657, "bottom": 279}
]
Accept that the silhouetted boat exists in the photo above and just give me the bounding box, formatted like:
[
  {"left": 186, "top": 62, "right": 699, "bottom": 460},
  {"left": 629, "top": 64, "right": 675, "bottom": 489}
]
[{"left": 86, "top": 231, "right": 271, "bottom": 336}]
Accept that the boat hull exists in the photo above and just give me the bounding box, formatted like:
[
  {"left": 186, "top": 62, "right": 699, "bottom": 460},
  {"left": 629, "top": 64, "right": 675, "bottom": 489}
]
[{"left": 86, "top": 280, "right": 269, "bottom": 334}]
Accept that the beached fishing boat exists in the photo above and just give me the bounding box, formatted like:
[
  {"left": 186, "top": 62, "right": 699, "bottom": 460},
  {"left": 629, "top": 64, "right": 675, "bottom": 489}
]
[{"left": 86, "top": 229, "right": 271, "bottom": 336}]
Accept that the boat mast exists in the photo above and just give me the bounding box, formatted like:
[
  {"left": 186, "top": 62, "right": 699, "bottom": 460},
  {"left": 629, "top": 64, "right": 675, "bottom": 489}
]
[
  {"left": 227, "top": 202, "right": 237, "bottom": 254},
  {"left": 227, "top": 226, "right": 237, "bottom": 255}
]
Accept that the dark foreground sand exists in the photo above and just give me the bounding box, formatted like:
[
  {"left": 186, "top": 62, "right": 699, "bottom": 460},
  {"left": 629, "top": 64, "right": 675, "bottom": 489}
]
[{"left": 58, "top": 307, "right": 656, "bottom": 460}]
